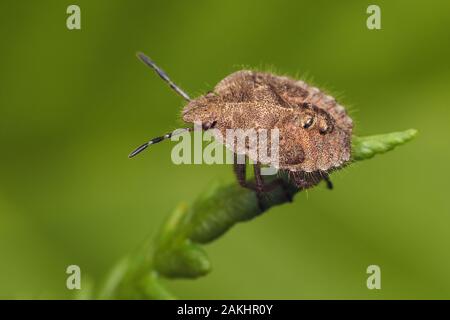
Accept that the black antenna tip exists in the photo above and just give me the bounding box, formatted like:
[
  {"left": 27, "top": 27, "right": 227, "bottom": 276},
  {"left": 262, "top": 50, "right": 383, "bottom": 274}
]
[
  {"left": 136, "top": 52, "right": 152, "bottom": 64},
  {"left": 128, "top": 142, "right": 149, "bottom": 158}
]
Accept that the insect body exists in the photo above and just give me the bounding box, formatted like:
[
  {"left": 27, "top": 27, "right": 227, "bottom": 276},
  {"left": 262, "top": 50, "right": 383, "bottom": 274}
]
[{"left": 130, "top": 53, "right": 353, "bottom": 200}]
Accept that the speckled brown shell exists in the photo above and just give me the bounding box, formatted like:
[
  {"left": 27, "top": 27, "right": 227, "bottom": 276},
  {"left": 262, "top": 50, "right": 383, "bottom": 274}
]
[{"left": 182, "top": 70, "right": 353, "bottom": 188}]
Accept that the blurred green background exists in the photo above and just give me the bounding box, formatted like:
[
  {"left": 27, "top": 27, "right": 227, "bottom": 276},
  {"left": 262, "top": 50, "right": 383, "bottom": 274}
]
[{"left": 0, "top": 0, "right": 449, "bottom": 299}]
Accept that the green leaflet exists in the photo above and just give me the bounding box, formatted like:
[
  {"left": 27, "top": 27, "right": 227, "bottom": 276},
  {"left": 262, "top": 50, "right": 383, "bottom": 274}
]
[
  {"left": 95, "top": 128, "right": 417, "bottom": 299},
  {"left": 352, "top": 129, "right": 418, "bottom": 161}
]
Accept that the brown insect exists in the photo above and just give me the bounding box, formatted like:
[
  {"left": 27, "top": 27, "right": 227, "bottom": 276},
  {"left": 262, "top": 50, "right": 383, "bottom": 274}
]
[{"left": 129, "top": 52, "right": 353, "bottom": 203}]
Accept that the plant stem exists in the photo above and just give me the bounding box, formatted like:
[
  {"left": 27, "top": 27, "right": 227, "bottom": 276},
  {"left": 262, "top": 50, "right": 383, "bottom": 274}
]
[{"left": 90, "top": 129, "right": 417, "bottom": 299}]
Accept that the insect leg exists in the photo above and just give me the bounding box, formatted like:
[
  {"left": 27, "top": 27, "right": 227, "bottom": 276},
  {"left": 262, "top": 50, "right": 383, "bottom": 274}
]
[
  {"left": 253, "top": 162, "right": 265, "bottom": 193},
  {"left": 136, "top": 52, "right": 191, "bottom": 102},
  {"left": 232, "top": 155, "right": 263, "bottom": 198},
  {"left": 233, "top": 156, "right": 290, "bottom": 209},
  {"left": 233, "top": 153, "right": 248, "bottom": 188},
  {"left": 324, "top": 174, "right": 333, "bottom": 190},
  {"left": 253, "top": 163, "right": 271, "bottom": 210},
  {"left": 253, "top": 164, "right": 298, "bottom": 208}
]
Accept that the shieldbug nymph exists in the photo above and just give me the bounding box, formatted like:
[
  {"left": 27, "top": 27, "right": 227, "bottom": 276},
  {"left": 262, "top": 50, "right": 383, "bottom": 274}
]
[{"left": 129, "top": 52, "right": 353, "bottom": 204}]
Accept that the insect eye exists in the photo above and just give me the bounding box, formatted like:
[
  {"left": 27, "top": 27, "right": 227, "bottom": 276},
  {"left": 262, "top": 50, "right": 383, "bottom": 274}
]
[
  {"left": 318, "top": 115, "right": 333, "bottom": 134},
  {"left": 301, "top": 116, "right": 315, "bottom": 129},
  {"left": 319, "top": 125, "right": 328, "bottom": 134}
]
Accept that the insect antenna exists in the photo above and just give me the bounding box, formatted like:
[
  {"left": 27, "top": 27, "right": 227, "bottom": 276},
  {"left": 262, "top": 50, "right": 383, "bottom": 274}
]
[
  {"left": 136, "top": 52, "right": 191, "bottom": 102},
  {"left": 128, "top": 127, "right": 191, "bottom": 158}
]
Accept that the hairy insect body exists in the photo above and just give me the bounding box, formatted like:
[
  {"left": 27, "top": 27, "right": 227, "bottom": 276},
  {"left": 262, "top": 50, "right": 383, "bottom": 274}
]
[
  {"left": 182, "top": 70, "right": 353, "bottom": 189},
  {"left": 131, "top": 53, "right": 352, "bottom": 191}
]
